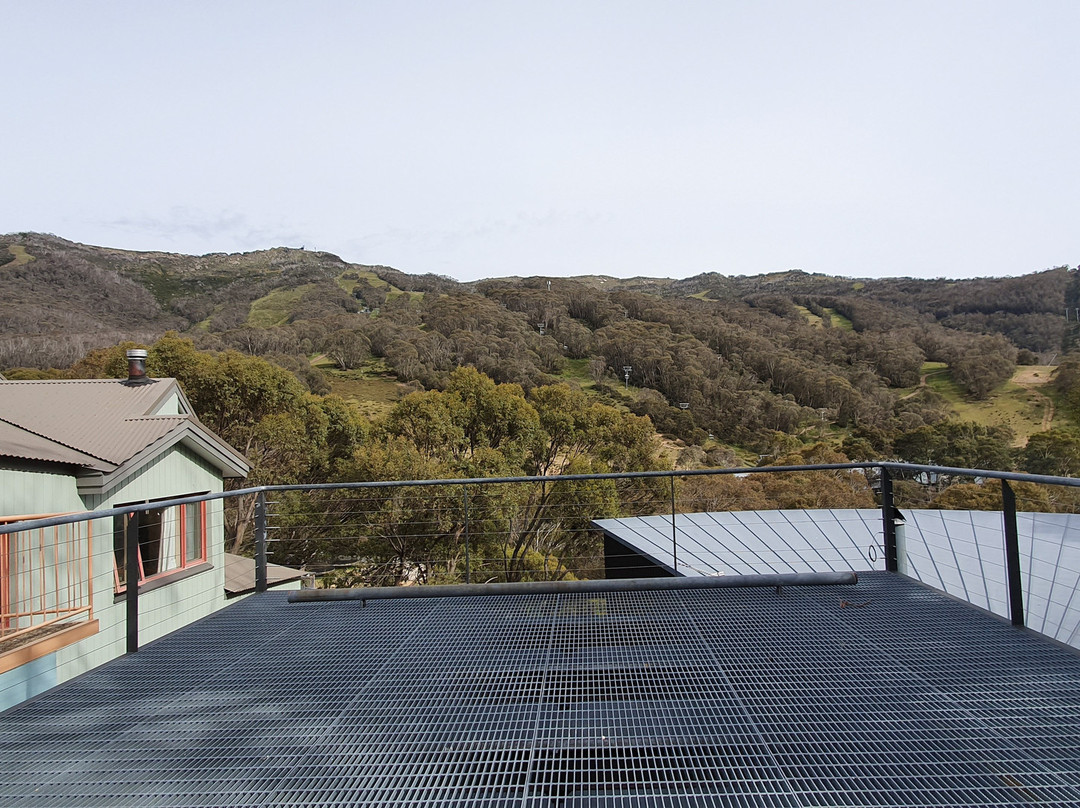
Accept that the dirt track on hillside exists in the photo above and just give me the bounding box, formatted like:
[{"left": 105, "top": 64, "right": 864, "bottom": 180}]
[{"left": 1012, "top": 366, "right": 1055, "bottom": 433}]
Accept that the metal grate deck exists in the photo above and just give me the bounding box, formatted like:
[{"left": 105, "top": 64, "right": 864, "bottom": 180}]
[{"left": 3, "top": 572, "right": 1080, "bottom": 806}]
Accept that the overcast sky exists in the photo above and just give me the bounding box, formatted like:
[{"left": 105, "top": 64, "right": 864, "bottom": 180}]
[{"left": 4, "top": 1, "right": 1077, "bottom": 282}]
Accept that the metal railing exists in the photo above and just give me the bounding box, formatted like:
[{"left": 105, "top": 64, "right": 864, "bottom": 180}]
[{"left": 4, "top": 462, "right": 1080, "bottom": 652}]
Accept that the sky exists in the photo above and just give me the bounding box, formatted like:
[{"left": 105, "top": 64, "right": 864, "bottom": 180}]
[{"left": 4, "top": 1, "right": 1078, "bottom": 282}]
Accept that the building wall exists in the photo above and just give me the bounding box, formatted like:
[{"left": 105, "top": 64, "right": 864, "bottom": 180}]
[
  {"left": 0, "top": 466, "right": 85, "bottom": 517},
  {"left": 0, "top": 447, "right": 232, "bottom": 712}
]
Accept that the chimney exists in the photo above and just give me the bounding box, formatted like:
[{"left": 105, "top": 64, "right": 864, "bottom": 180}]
[{"left": 125, "top": 349, "right": 151, "bottom": 385}]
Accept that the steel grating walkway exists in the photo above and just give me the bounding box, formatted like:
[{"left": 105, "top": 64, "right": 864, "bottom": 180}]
[{"left": 3, "top": 572, "right": 1080, "bottom": 806}]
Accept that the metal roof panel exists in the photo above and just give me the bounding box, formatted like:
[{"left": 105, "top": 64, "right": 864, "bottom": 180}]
[
  {"left": 0, "top": 378, "right": 182, "bottom": 463},
  {"left": 0, "top": 418, "right": 114, "bottom": 470},
  {"left": 596, "top": 508, "right": 1080, "bottom": 651},
  {"left": 0, "top": 379, "right": 248, "bottom": 478}
]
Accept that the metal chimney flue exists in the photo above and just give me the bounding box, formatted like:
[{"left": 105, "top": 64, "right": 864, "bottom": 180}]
[{"left": 125, "top": 349, "right": 151, "bottom": 385}]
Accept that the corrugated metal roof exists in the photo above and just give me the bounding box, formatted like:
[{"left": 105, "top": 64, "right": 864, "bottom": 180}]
[
  {"left": 3, "top": 574, "right": 1079, "bottom": 805},
  {"left": 0, "top": 418, "right": 113, "bottom": 470},
  {"left": 0, "top": 378, "right": 178, "bottom": 463},
  {"left": 223, "top": 552, "right": 308, "bottom": 596},
  {"left": 104, "top": 415, "right": 189, "bottom": 465},
  {"left": 0, "top": 379, "right": 248, "bottom": 478}
]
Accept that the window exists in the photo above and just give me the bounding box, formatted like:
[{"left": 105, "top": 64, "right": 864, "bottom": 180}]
[{"left": 113, "top": 496, "right": 207, "bottom": 592}]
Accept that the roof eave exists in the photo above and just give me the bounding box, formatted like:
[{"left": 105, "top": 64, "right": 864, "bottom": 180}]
[{"left": 76, "top": 423, "right": 249, "bottom": 496}]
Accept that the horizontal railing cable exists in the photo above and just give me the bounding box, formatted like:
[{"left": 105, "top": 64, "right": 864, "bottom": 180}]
[{"left": 7, "top": 461, "right": 1080, "bottom": 536}]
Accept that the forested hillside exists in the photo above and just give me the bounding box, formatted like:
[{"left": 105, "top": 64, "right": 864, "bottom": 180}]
[{"left": 3, "top": 232, "right": 1079, "bottom": 468}]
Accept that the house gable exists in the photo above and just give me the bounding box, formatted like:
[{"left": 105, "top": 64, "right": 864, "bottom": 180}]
[
  {"left": 0, "top": 378, "right": 249, "bottom": 493},
  {"left": 0, "top": 377, "right": 249, "bottom": 712}
]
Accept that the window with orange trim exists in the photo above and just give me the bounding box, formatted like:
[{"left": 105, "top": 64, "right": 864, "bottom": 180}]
[{"left": 113, "top": 496, "right": 208, "bottom": 592}]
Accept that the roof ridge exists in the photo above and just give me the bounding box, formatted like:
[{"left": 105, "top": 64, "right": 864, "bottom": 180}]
[{"left": 0, "top": 378, "right": 139, "bottom": 384}]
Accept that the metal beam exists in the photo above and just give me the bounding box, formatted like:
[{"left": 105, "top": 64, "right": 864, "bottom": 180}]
[
  {"left": 289, "top": 571, "right": 858, "bottom": 603},
  {"left": 125, "top": 512, "right": 140, "bottom": 653}
]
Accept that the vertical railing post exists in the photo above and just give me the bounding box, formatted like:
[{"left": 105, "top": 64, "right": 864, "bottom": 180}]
[
  {"left": 1002, "top": 480, "right": 1025, "bottom": 627},
  {"left": 125, "top": 511, "right": 140, "bottom": 653},
  {"left": 670, "top": 473, "right": 678, "bottom": 575},
  {"left": 880, "top": 468, "right": 898, "bottom": 573},
  {"left": 462, "top": 485, "right": 471, "bottom": 585},
  {"left": 254, "top": 491, "right": 268, "bottom": 594}
]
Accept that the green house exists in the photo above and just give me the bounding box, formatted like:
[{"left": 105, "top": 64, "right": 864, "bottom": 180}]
[{"left": 0, "top": 369, "right": 249, "bottom": 710}]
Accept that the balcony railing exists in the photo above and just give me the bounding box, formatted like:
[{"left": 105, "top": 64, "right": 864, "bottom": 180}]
[
  {"left": 0, "top": 513, "right": 93, "bottom": 642},
  {"left": 3, "top": 462, "right": 1080, "bottom": 653}
]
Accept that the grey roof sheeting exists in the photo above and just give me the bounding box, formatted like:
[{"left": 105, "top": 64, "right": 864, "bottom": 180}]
[
  {"left": 0, "top": 378, "right": 248, "bottom": 482},
  {"left": 0, "top": 417, "right": 112, "bottom": 470},
  {"left": 2, "top": 573, "right": 1079, "bottom": 806},
  {"left": 594, "top": 508, "right": 1080, "bottom": 650},
  {"left": 594, "top": 509, "right": 882, "bottom": 577},
  {"left": 0, "top": 379, "right": 181, "bottom": 463},
  {"left": 223, "top": 552, "right": 309, "bottom": 597},
  {"left": 101, "top": 414, "right": 189, "bottom": 466}
]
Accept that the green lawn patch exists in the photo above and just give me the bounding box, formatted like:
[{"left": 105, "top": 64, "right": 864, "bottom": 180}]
[
  {"left": 386, "top": 290, "right": 424, "bottom": 302},
  {"left": 823, "top": 308, "right": 852, "bottom": 330},
  {"left": 794, "top": 305, "right": 823, "bottom": 327},
  {"left": 322, "top": 359, "right": 404, "bottom": 419},
  {"left": 309, "top": 353, "right": 337, "bottom": 370},
  {"left": 246, "top": 284, "right": 319, "bottom": 327},
  {"left": 922, "top": 362, "right": 962, "bottom": 404},
  {"left": 6, "top": 245, "right": 34, "bottom": 266},
  {"left": 335, "top": 270, "right": 395, "bottom": 296},
  {"left": 557, "top": 358, "right": 595, "bottom": 387},
  {"left": 919, "top": 362, "right": 1066, "bottom": 446}
]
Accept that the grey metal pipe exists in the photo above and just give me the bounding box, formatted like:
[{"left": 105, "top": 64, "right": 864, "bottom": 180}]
[{"left": 288, "top": 570, "right": 858, "bottom": 603}]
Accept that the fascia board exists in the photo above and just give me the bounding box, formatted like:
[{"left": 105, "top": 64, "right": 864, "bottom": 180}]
[{"left": 76, "top": 423, "right": 249, "bottom": 495}]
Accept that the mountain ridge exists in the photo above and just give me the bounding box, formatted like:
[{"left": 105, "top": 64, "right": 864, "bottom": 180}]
[{"left": 2, "top": 231, "right": 1074, "bottom": 460}]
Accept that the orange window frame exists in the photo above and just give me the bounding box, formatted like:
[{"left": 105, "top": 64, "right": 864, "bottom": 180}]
[
  {"left": 181, "top": 501, "right": 207, "bottom": 566},
  {"left": 113, "top": 500, "right": 208, "bottom": 593}
]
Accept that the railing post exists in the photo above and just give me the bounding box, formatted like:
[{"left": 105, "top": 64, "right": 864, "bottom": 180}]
[
  {"left": 462, "top": 485, "right": 471, "bottom": 585},
  {"left": 1001, "top": 480, "right": 1025, "bottom": 627},
  {"left": 255, "top": 491, "right": 268, "bottom": 594},
  {"left": 880, "top": 468, "right": 898, "bottom": 573},
  {"left": 670, "top": 473, "right": 678, "bottom": 574},
  {"left": 125, "top": 511, "right": 140, "bottom": 653}
]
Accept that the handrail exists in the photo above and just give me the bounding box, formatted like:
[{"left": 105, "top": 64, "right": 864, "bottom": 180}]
[{"left": 4, "top": 460, "right": 1079, "bottom": 536}]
